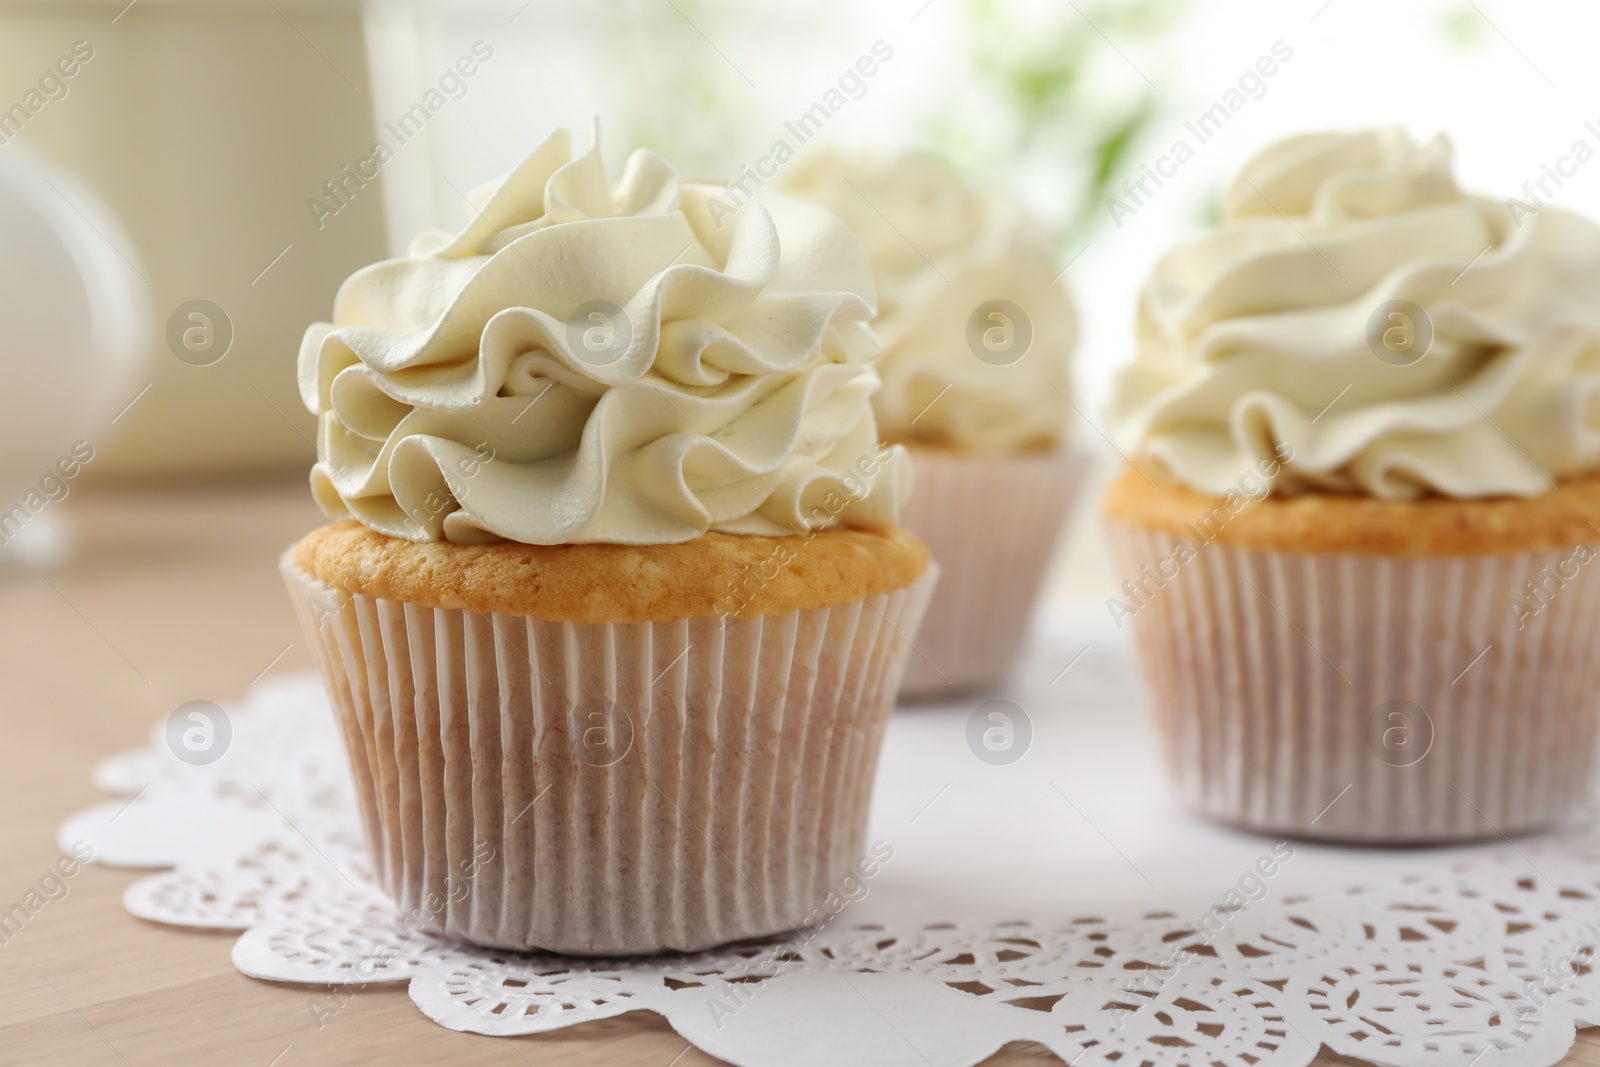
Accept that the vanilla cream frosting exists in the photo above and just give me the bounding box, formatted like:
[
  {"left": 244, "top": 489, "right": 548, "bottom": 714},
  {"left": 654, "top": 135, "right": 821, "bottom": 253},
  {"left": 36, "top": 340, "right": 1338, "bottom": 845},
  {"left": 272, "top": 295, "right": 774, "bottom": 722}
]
[
  {"left": 299, "top": 128, "right": 906, "bottom": 545},
  {"left": 1111, "top": 129, "right": 1600, "bottom": 500},
  {"left": 777, "top": 152, "right": 1075, "bottom": 455}
]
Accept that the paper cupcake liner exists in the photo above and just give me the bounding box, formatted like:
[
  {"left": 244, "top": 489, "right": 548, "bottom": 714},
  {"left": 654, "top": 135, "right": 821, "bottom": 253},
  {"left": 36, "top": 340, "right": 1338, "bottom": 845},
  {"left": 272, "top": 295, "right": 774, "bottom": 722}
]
[
  {"left": 897, "top": 446, "right": 1086, "bottom": 699},
  {"left": 1107, "top": 521, "right": 1600, "bottom": 842},
  {"left": 281, "top": 553, "right": 937, "bottom": 955}
]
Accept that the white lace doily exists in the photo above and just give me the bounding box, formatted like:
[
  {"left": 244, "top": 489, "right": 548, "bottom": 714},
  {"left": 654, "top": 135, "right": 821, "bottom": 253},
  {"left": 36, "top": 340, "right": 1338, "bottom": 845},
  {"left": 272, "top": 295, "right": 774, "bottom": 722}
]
[{"left": 59, "top": 611, "right": 1600, "bottom": 1067}]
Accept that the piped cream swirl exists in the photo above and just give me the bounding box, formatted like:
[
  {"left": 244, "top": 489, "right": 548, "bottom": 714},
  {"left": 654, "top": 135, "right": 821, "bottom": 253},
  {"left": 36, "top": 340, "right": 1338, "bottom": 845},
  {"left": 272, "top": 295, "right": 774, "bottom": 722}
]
[
  {"left": 1111, "top": 129, "right": 1600, "bottom": 500},
  {"left": 778, "top": 151, "right": 1075, "bottom": 455},
  {"left": 299, "top": 128, "right": 905, "bottom": 544}
]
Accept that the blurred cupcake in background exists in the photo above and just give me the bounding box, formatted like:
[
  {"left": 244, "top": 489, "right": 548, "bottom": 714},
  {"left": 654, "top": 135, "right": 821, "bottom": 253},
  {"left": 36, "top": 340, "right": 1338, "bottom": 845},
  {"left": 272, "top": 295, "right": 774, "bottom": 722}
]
[
  {"left": 780, "top": 151, "right": 1085, "bottom": 700},
  {"left": 284, "top": 127, "right": 937, "bottom": 954},
  {"left": 1106, "top": 129, "right": 1600, "bottom": 842}
]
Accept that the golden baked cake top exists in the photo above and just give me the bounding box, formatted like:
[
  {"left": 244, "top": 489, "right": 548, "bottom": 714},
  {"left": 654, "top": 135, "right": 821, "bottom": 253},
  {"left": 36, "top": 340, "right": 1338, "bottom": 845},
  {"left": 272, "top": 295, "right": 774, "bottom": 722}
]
[
  {"left": 1105, "top": 468, "right": 1600, "bottom": 557},
  {"left": 292, "top": 521, "right": 931, "bottom": 623}
]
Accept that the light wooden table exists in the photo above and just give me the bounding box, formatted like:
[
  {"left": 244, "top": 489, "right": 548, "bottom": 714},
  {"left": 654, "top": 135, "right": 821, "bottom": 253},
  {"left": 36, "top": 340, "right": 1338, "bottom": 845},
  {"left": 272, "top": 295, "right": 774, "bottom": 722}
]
[{"left": 2, "top": 483, "right": 1597, "bottom": 1066}]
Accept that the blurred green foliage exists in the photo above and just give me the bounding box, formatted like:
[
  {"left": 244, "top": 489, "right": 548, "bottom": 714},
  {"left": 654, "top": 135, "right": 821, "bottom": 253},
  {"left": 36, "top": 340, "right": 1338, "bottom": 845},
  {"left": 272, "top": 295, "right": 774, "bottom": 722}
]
[
  {"left": 1439, "top": 3, "right": 1486, "bottom": 50},
  {"left": 931, "top": 0, "right": 1187, "bottom": 248},
  {"left": 610, "top": 0, "right": 754, "bottom": 175},
  {"left": 601, "top": 0, "right": 1187, "bottom": 250}
]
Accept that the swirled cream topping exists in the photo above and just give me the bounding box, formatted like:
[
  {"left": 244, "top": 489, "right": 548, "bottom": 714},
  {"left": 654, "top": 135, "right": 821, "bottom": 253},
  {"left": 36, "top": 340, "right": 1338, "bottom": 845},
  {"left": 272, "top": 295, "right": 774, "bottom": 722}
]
[
  {"left": 299, "top": 127, "right": 906, "bottom": 545},
  {"left": 777, "top": 151, "right": 1075, "bottom": 455},
  {"left": 1111, "top": 129, "right": 1600, "bottom": 500}
]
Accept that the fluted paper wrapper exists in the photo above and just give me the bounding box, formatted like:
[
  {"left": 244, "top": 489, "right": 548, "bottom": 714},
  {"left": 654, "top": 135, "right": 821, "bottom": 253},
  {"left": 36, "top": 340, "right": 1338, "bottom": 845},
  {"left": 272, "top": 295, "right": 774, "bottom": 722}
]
[
  {"left": 281, "top": 553, "right": 936, "bottom": 955},
  {"left": 1108, "top": 521, "right": 1600, "bottom": 842},
  {"left": 898, "top": 447, "right": 1085, "bottom": 699}
]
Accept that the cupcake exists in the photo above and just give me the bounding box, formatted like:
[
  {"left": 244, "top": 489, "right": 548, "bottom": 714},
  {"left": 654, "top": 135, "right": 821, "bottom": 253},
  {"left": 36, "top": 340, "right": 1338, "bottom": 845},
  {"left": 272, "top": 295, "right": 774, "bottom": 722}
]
[
  {"left": 1106, "top": 129, "right": 1600, "bottom": 842},
  {"left": 779, "top": 152, "right": 1085, "bottom": 699},
  {"left": 282, "top": 127, "right": 936, "bottom": 954}
]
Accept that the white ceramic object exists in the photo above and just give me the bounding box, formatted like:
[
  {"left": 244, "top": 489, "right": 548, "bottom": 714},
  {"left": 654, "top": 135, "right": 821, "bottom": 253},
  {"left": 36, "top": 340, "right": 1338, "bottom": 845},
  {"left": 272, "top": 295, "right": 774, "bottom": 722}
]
[{"left": 0, "top": 146, "right": 148, "bottom": 563}]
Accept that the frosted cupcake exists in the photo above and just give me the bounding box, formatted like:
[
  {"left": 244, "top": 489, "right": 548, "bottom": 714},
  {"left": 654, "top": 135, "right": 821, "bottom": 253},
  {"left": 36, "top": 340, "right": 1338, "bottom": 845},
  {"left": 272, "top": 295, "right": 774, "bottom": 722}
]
[
  {"left": 779, "top": 152, "right": 1084, "bottom": 699},
  {"left": 1106, "top": 129, "right": 1600, "bottom": 842},
  {"left": 283, "top": 128, "right": 936, "bottom": 954}
]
